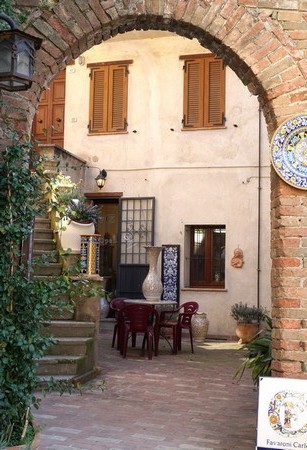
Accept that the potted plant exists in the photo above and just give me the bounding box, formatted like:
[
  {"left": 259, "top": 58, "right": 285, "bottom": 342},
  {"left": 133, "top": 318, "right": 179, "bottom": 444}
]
[
  {"left": 233, "top": 315, "right": 272, "bottom": 385},
  {"left": 50, "top": 175, "right": 99, "bottom": 253},
  {"left": 230, "top": 302, "right": 267, "bottom": 344},
  {"left": 0, "top": 131, "right": 73, "bottom": 448}
]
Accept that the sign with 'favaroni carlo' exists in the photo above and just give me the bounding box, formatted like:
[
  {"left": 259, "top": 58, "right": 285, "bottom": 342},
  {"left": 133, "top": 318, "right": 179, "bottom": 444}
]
[{"left": 257, "top": 377, "right": 307, "bottom": 449}]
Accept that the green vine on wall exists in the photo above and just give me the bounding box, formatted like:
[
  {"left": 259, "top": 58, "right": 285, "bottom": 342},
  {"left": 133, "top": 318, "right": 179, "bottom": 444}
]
[
  {"left": 0, "top": 128, "right": 72, "bottom": 446},
  {"left": 0, "top": 1, "right": 28, "bottom": 28},
  {"left": 0, "top": 0, "right": 60, "bottom": 30}
]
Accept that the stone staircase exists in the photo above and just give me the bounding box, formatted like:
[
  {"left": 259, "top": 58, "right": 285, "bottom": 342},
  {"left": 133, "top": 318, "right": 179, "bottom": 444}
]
[{"left": 33, "top": 216, "right": 100, "bottom": 385}]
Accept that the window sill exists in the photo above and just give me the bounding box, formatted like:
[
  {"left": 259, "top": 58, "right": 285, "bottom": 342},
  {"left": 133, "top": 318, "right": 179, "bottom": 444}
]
[
  {"left": 181, "top": 287, "right": 228, "bottom": 292},
  {"left": 87, "top": 131, "right": 128, "bottom": 136},
  {"left": 181, "top": 126, "right": 226, "bottom": 131}
]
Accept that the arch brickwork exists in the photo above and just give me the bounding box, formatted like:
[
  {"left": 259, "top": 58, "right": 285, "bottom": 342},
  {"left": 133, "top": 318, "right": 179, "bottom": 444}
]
[{"left": 2, "top": 0, "right": 307, "bottom": 377}]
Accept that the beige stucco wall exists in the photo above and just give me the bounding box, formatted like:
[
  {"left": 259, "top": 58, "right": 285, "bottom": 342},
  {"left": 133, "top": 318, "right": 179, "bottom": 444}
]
[{"left": 63, "top": 31, "right": 271, "bottom": 338}]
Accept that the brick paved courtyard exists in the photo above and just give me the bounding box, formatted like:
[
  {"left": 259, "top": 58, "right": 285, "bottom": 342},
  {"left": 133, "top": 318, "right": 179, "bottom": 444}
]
[{"left": 35, "top": 321, "right": 258, "bottom": 450}]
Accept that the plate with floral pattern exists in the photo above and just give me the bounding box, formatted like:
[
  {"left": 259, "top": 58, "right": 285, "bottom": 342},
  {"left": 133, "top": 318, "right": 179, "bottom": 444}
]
[
  {"left": 271, "top": 114, "right": 307, "bottom": 189},
  {"left": 268, "top": 390, "right": 307, "bottom": 437}
]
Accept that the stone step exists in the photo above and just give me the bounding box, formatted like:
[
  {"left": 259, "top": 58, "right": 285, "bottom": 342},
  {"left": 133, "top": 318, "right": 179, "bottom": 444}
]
[
  {"left": 37, "top": 367, "right": 102, "bottom": 388},
  {"left": 33, "top": 262, "right": 63, "bottom": 276},
  {"left": 35, "top": 217, "right": 52, "bottom": 229},
  {"left": 33, "top": 238, "right": 57, "bottom": 251},
  {"left": 32, "top": 249, "right": 58, "bottom": 260},
  {"left": 42, "top": 320, "right": 96, "bottom": 338},
  {"left": 47, "top": 337, "right": 94, "bottom": 356},
  {"left": 36, "top": 355, "right": 86, "bottom": 376},
  {"left": 49, "top": 304, "right": 75, "bottom": 321},
  {"left": 34, "top": 228, "right": 55, "bottom": 240}
]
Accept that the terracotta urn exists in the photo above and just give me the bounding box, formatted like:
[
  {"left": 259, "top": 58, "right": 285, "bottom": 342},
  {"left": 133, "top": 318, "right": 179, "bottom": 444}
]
[{"left": 235, "top": 322, "right": 259, "bottom": 344}]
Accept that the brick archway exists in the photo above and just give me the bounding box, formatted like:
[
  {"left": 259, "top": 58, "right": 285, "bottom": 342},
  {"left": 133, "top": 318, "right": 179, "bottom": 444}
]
[{"left": 2, "top": 0, "right": 307, "bottom": 377}]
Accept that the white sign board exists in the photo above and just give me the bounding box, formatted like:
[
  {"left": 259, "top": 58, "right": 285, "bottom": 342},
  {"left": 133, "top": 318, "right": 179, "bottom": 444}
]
[{"left": 256, "top": 377, "right": 307, "bottom": 450}]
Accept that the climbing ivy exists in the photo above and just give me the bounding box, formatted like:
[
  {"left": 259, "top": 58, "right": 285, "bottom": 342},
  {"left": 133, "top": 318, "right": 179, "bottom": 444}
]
[
  {"left": 0, "top": 1, "right": 28, "bottom": 28},
  {"left": 0, "top": 123, "right": 72, "bottom": 446}
]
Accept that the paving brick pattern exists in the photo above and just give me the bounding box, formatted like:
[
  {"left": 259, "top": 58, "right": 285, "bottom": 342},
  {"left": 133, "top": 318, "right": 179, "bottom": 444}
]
[{"left": 35, "top": 322, "right": 258, "bottom": 450}]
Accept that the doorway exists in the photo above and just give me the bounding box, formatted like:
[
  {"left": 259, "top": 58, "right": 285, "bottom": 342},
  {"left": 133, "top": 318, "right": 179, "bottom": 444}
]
[{"left": 93, "top": 198, "right": 119, "bottom": 295}]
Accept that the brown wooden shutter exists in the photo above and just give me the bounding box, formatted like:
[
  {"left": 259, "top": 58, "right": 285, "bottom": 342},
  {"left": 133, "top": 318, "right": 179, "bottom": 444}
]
[
  {"left": 108, "top": 64, "right": 128, "bottom": 132},
  {"left": 89, "top": 67, "right": 108, "bottom": 133},
  {"left": 182, "top": 54, "right": 225, "bottom": 129},
  {"left": 183, "top": 59, "right": 204, "bottom": 128},
  {"left": 204, "top": 57, "right": 225, "bottom": 127}
]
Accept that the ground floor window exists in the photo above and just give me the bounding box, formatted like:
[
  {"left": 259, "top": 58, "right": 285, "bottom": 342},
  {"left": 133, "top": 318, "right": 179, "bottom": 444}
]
[{"left": 188, "top": 225, "right": 225, "bottom": 288}]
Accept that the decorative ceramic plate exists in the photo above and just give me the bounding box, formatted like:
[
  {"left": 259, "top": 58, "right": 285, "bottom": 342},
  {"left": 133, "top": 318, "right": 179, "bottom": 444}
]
[
  {"left": 271, "top": 114, "right": 307, "bottom": 189},
  {"left": 268, "top": 390, "right": 307, "bottom": 437}
]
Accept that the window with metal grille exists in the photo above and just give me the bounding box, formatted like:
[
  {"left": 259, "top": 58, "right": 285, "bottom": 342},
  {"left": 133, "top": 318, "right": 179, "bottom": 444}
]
[
  {"left": 189, "top": 225, "right": 225, "bottom": 288},
  {"left": 119, "top": 197, "right": 155, "bottom": 265}
]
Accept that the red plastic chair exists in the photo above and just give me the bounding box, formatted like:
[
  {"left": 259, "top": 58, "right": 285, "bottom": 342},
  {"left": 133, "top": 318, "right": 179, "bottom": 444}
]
[
  {"left": 122, "top": 304, "right": 159, "bottom": 359},
  {"left": 109, "top": 298, "right": 127, "bottom": 351},
  {"left": 158, "top": 301, "right": 199, "bottom": 354}
]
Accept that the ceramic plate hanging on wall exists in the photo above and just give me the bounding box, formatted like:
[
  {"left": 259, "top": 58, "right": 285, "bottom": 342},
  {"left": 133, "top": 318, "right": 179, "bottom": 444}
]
[{"left": 271, "top": 114, "right": 307, "bottom": 190}]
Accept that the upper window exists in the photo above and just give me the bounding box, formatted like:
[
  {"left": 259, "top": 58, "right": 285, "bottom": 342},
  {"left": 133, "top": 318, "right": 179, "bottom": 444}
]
[
  {"left": 180, "top": 54, "right": 225, "bottom": 130},
  {"left": 88, "top": 60, "right": 132, "bottom": 134},
  {"left": 189, "top": 225, "right": 225, "bottom": 288}
]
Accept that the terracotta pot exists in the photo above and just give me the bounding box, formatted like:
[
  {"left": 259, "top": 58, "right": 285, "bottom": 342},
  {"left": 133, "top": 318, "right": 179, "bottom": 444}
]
[{"left": 235, "top": 322, "right": 259, "bottom": 344}]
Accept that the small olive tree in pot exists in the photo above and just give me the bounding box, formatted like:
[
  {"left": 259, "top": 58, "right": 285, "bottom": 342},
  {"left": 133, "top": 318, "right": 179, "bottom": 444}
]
[{"left": 230, "top": 301, "right": 267, "bottom": 344}]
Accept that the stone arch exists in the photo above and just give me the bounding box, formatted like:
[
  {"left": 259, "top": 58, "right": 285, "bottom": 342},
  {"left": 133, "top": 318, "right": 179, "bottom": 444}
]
[{"left": 2, "top": 0, "right": 307, "bottom": 377}]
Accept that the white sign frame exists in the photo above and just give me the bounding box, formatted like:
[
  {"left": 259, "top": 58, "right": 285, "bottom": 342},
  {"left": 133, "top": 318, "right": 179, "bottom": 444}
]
[{"left": 256, "top": 377, "right": 307, "bottom": 449}]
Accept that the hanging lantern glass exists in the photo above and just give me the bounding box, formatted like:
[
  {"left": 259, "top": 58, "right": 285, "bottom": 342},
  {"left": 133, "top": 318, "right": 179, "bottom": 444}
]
[{"left": 0, "top": 13, "right": 42, "bottom": 91}]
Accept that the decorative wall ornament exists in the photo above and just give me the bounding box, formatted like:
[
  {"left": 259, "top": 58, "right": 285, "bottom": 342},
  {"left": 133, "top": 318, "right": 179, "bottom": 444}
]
[
  {"left": 80, "top": 234, "right": 101, "bottom": 275},
  {"left": 231, "top": 247, "right": 244, "bottom": 268},
  {"left": 161, "top": 245, "right": 180, "bottom": 303},
  {"left": 271, "top": 114, "right": 307, "bottom": 190}
]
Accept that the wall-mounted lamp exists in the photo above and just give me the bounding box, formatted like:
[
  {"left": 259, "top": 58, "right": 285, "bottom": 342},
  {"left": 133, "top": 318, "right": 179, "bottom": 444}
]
[
  {"left": 0, "top": 13, "right": 42, "bottom": 91},
  {"left": 95, "top": 169, "right": 107, "bottom": 189}
]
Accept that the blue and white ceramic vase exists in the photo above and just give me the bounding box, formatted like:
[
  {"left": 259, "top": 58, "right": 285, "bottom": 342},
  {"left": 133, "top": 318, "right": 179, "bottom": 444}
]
[{"left": 142, "top": 246, "right": 163, "bottom": 301}]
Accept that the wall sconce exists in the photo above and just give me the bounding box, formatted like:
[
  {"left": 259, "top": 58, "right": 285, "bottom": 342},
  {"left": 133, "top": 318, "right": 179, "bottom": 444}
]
[
  {"left": 95, "top": 169, "right": 107, "bottom": 189},
  {"left": 0, "top": 13, "right": 42, "bottom": 91}
]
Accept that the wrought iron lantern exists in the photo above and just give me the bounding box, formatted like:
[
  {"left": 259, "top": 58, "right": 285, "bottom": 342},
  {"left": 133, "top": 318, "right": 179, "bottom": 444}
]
[
  {"left": 95, "top": 169, "right": 108, "bottom": 189},
  {"left": 0, "top": 13, "right": 42, "bottom": 91}
]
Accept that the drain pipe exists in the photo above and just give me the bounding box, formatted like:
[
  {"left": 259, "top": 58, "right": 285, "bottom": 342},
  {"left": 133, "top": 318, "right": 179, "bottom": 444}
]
[{"left": 257, "top": 108, "right": 262, "bottom": 309}]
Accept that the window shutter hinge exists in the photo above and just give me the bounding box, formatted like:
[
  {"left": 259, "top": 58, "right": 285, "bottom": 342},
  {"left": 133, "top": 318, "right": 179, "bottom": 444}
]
[{"left": 88, "top": 122, "right": 90, "bottom": 129}]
